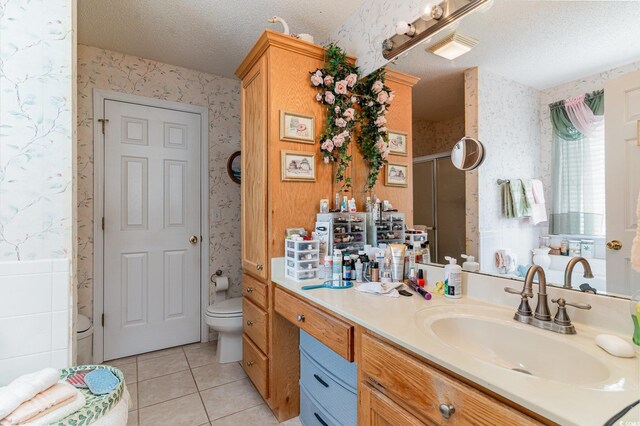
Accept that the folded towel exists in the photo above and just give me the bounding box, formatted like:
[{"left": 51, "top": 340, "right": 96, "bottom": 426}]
[
  {"left": 23, "top": 390, "right": 85, "bottom": 426},
  {"left": 0, "top": 383, "right": 76, "bottom": 425},
  {"left": 530, "top": 179, "right": 548, "bottom": 225},
  {"left": 0, "top": 369, "right": 59, "bottom": 419},
  {"left": 355, "top": 282, "right": 399, "bottom": 298},
  {"left": 632, "top": 191, "right": 640, "bottom": 272},
  {"left": 522, "top": 179, "right": 534, "bottom": 216}
]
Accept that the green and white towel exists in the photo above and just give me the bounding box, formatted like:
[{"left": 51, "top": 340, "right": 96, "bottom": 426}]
[{"left": 502, "top": 179, "right": 531, "bottom": 218}]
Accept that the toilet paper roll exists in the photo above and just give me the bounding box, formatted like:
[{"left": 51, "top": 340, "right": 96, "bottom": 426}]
[{"left": 215, "top": 276, "right": 229, "bottom": 291}]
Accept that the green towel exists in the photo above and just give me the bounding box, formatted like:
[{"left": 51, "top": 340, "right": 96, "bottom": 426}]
[{"left": 502, "top": 179, "right": 531, "bottom": 218}]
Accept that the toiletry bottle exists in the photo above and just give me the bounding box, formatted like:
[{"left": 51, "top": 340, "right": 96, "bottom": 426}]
[
  {"left": 444, "top": 256, "right": 462, "bottom": 299},
  {"left": 342, "top": 255, "right": 352, "bottom": 281},
  {"left": 332, "top": 249, "right": 342, "bottom": 283},
  {"left": 355, "top": 259, "right": 363, "bottom": 283},
  {"left": 423, "top": 242, "right": 431, "bottom": 264},
  {"left": 365, "top": 197, "right": 372, "bottom": 212},
  {"left": 371, "top": 261, "right": 380, "bottom": 282},
  {"left": 417, "top": 269, "right": 425, "bottom": 288},
  {"left": 461, "top": 254, "right": 480, "bottom": 272},
  {"left": 341, "top": 196, "right": 348, "bottom": 212},
  {"left": 335, "top": 193, "right": 340, "bottom": 211}
]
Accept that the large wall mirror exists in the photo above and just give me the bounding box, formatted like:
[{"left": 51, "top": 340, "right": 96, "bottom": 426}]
[{"left": 386, "top": 0, "right": 640, "bottom": 298}]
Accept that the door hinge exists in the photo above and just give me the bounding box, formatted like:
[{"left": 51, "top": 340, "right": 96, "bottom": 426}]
[
  {"left": 101, "top": 217, "right": 105, "bottom": 231},
  {"left": 97, "top": 118, "right": 109, "bottom": 134},
  {"left": 101, "top": 313, "right": 105, "bottom": 327}
]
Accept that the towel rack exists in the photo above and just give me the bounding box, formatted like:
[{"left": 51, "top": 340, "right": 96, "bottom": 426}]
[{"left": 497, "top": 179, "right": 510, "bottom": 185}]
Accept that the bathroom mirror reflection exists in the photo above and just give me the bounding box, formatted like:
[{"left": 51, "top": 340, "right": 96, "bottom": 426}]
[
  {"left": 387, "top": 0, "right": 640, "bottom": 298},
  {"left": 451, "top": 137, "right": 485, "bottom": 171}
]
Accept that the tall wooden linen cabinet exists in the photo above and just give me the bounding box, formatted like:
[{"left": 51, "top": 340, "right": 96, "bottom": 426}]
[{"left": 236, "top": 30, "right": 418, "bottom": 421}]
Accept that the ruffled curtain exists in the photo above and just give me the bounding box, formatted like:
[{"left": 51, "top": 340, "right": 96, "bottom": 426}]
[{"left": 550, "top": 90, "right": 605, "bottom": 236}]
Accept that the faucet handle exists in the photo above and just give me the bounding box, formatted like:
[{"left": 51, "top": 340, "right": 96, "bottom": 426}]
[
  {"left": 504, "top": 286, "right": 533, "bottom": 298},
  {"left": 551, "top": 298, "right": 591, "bottom": 310},
  {"left": 505, "top": 287, "right": 532, "bottom": 317}
]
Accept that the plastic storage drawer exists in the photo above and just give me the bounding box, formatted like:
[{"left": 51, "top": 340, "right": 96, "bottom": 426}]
[
  {"left": 300, "top": 350, "right": 356, "bottom": 426},
  {"left": 300, "top": 383, "right": 345, "bottom": 426},
  {"left": 300, "top": 330, "right": 357, "bottom": 390}
]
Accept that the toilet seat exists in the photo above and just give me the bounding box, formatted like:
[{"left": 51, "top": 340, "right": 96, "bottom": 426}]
[{"left": 206, "top": 297, "right": 242, "bottom": 318}]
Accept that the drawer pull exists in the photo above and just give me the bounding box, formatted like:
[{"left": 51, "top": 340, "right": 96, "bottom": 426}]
[
  {"left": 368, "top": 376, "right": 385, "bottom": 389},
  {"left": 246, "top": 287, "right": 253, "bottom": 293},
  {"left": 256, "top": 264, "right": 264, "bottom": 271},
  {"left": 313, "top": 412, "right": 328, "bottom": 426},
  {"left": 245, "top": 360, "right": 255, "bottom": 367},
  {"left": 246, "top": 320, "right": 254, "bottom": 326},
  {"left": 439, "top": 403, "right": 456, "bottom": 419},
  {"left": 313, "top": 374, "right": 329, "bottom": 388},
  {"left": 296, "top": 314, "right": 305, "bottom": 322}
]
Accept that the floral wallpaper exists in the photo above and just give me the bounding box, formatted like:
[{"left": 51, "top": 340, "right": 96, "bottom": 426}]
[
  {"left": 77, "top": 45, "right": 241, "bottom": 319},
  {"left": 413, "top": 115, "right": 465, "bottom": 157},
  {"left": 0, "top": 0, "right": 74, "bottom": 262}
]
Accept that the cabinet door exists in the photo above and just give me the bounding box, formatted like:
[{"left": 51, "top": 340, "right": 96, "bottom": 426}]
[
  {"left": 359, "top": 383, "right": 425, "bottom": 426},
  {"left": 241, "top": 55, "right": 268, "bottom": 280}
]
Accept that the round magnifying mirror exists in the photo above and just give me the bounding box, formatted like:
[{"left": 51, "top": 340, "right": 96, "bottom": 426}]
[{"left": 451, "top": 137, "right": 485, "bottom": 171}]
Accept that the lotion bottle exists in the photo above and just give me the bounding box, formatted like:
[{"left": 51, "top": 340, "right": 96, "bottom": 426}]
[
  {"left": 444, "top": 256, "right": 462, "bottom": 299},
  {"left": 332, "top": 249, "right": 342, "bottom": 283},
  {"left": 461, "top": 254, "right": 480, "bottom": 272}
]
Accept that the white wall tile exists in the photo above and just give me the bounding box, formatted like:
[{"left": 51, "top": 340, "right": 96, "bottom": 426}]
[
  {"left": 50, "top": 349, "right": 70, "bottom": 370},
  {"left": 52, "top": 310, "right": 70, "bottom": 350},
  {"left": 52, "top": 271, "right": 71, "bottom": 312},
  {"left": 0, "top": 273, "right": 52, "bottom": 318},
  {"left": 0, "top": 313, "right": 52, "bottom": 359},
  {"left": 0, "top": 352, "right": 52, "bottom": 385}
]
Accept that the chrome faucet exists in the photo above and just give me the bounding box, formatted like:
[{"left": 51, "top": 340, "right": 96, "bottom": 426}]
[
  {"left": 505, "top": 265, "right": 591, "bottom": 334},
  {"left": 563, "top": 256, "right": 594, "bottom": 289}
]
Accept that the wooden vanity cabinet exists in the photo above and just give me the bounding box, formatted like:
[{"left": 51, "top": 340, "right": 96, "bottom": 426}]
[{"left": 359, "top": 383, "right": 424, "bottom": 426}]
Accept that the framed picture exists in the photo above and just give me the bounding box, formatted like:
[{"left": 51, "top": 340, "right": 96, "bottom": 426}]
[
  {"left": 388, "top": 130, "right": 408, "bottom": 156},
  {"left": 280, "top": 111, "right": 315, "bottom": 143},
  {"left": 281, "top": 150, "right": 316, "bottom": 182},
  {"left": 385, "top": 163, "right": 408, "bottom": 187}
]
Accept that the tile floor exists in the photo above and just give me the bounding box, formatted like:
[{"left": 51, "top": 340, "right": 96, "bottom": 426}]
[{"left": 106, "top": 341, "right": 302, "bottom": 426}]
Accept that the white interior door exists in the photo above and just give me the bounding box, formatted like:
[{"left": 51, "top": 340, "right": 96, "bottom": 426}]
[
  {"left": 103, "top": 100, "right": 201, "bottom": 360},
  {"left": 605, "top": 70, "right": 640, "bottom": 296}
]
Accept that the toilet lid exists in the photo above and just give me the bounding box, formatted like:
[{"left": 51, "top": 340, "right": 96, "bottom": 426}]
[
  {"left": 207, "top": 297, "right": 242, "bottom": 317},
  {"left": 77, "top": 314, "right": 92, "bottom": 333}
]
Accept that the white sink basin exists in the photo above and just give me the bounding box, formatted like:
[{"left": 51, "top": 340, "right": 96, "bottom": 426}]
[{"left": 413, "top": 304, "right": 633, "bottom": 389}]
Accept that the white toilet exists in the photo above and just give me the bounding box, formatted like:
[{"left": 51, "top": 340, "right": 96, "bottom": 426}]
[{"left": 205, "top": 277, "right": 243, "bottom": 363}]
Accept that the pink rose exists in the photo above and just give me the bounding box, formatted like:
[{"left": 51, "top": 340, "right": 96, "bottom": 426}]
[
  {"left": 343, "top": 108, "right": 355, "bottom": 121},
  {"left": 378, "top": 105, "right": 386, "bottom": 113},
  {"left": 346, "top": 73, "right": 358, "bottom": 87},
  {"left": 351, "top": 96, "right": 357, "bottom": 104},
  {"left": 334, "top": 80, "right": 348, "bottom": 95},
  {"left": 378, "top": 126, "right": 387, "bottom": 133},
  {"left": 367, "top": 101, "right": 374, "bottom": 106},
  {"left": 387, "top": 91, "right": 395, "bottom": 104},
  {"left": 375, "top": 115, "right": 387, "bottom": 127},
  {"left": 321, "top": 139, "right": 334, "bottom": 152},
  {"left": 335, "top": 118, "right": 347, "bottom": 128},
  {"left": 340, "top": 130, "right": 350, "bottom": 139},
  {"left": 377, "top": 90, "right": 389, "bottom": 104},
  {"left": 335, "top": 106, "right": 341, "bottom": 113},
  {"left": 332, "top": 133, "right": 345, "bottom": 147},
  {"left": 371, "top": 80, "right": 384, "bottom": 93},
  {"left": 311, "top": 70, "right": 323, "bottom": 86},
  {"left": 324, "top": 75, "right": 334, "bottom": 86},
  {"left": 323, "top": 156, "right": 330, "bottom": 164},
  {"left": 324, "top": 91, "right": 335, "bottom": 104},
  {"left": 315, "top": 93, "right": 322, "bottom": 102}
]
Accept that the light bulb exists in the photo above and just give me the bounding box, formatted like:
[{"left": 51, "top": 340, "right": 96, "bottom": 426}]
[
  {"left": 421, "top": 2, "right": 443, "bottom": 20},
  {"left": 395, "top": 21, "right": 416, "bottom": 37}
]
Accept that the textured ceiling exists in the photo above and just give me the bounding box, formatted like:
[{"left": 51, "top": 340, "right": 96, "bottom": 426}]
[
  {"left": 78, "top": 0, "right": 366, "bottom": 78},
  {"left": 390, "top": 0, "right": 640, "bottom": 122}
]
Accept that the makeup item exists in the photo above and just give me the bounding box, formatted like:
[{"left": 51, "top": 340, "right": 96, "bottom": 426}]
[
  {"left": 370, "top": 261, "right": 380, "bottom": 282},
  {"left": 422, "top": 242, "right": 431, "bottom": 264},
  {"left": 348, "top": 197, "right": 357, "bottom": 212},
  {"left": 365, "top": 196, "right": 372, "bottom": 212},
  {"left": 417, "top": 269, "right": 425, "bottom": 288},
  {"left": 398, "top": 289, "right": 413, "bottom": 297},
  {"left": 341, "top": 196, "right": 348, "bottom": 212},
  {"left": 444, "top": 256, "right": 462, "bottom": 299},
  {"left": 560, "top": 239, "right": 569, "bottom": 256},
  {"left": 342, "top": 255, "right": 353, "bottom": 281},
  {"left": 320, "top": 258, "right": 332, "bottom": 279},
  {"left": 568, "top": 240, "right": 581, "bottom": 257},
  {"left": 332, "top": 249, "right": 342, "bottom": 283},
  {"left": 335, "top": 193, "right": 340, "bottom": 211},
  {"left": 580, "top": 240, "right": 594, "bottom": 259},
  {"left": 319, "top": 199, "right": 329, "bottom": 213},
  {"left": 380, "top": 270, "right": 392, "bottom": 284},
  {"left": 355, "top": 259, "right": 363, "bottom": 282},
  {"left": 389, "top": 244, "right": 406, "bottom": 282},
  {"left": 407, "top": 278, "right": 432, "bottom": 300}
]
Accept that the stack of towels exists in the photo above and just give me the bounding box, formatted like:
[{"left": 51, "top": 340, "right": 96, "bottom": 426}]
[
  {"left": 501, "top": 178, "right": 547, "bottom": 225},
  {"left": 0, "top": 368, "right": 85, "bottom": 425}
]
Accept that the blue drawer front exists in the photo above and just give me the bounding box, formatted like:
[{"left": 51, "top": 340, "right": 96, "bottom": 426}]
[
  {"left": 300, "top": 330, "right": 357, "bottom": 389},
  {"left": 300, "top": 383, "right": 344, "bottom": 426},
  {"left": 300, "top": 350, "right": 357, "bottom": 426}
]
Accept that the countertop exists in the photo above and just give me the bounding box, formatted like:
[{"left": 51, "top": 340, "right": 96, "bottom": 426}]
[{"left": 271, "top": 258, "right": 640, "bottom": 426}]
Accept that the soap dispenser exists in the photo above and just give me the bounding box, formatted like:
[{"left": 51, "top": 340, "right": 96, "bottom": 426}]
[
  {"left": 444, "top": 256, "right": 462, "bottom": 299},
  {"left": 461, "top": 254, "right": 480, "bottom": 272}
]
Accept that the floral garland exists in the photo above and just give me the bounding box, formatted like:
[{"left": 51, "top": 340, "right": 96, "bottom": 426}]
[
  {"left": 310, "top": 44, "right": 359, "bottom": 189},
  {"left": 355, "top": 67, "right": 394, "bottom": 192}
]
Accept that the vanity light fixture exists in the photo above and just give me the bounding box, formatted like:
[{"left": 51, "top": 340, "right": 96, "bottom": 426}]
[
  {"left": 428, "top": 32, "right": 478, "bottom": 60},
  {"left": 381, "top": 0, "right": 488, "bottom": 60}
]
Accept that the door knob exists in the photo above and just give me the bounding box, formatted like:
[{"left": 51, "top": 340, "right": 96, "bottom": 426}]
[
  {"left": 246, "top": 320, "right": 254, "bottom": 326},
  {"left": 606, "top": 240, "right": 622, "bottom": 250},
  {"left": 189, "top": 235, "right": 198, "bottom": 244},
  {"left": 245, "top": 360, "right": 254, "bottom": 367},
  {"left": 246, "top": 287, "right": 253, "bottom": 293}
]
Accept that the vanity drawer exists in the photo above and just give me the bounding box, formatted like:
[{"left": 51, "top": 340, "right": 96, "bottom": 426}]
[
  {"left": 300, "top": 330, "right": 356, "bottom": 390},
  {"left": 243, "top": 273, "right": 268, "bottom": 309},
  {"left": 300, "top": 349, "right": 357, "bottom": 426},
  {"left": 243, "top": 298, "right": 268, "bottom": 353},
  {"left": 360, "top": 333, "right": 540, "bottom": 425},
  {"left": 274, "top": 287, "right": 354, "bottom": 361},
  {"left": 242, "top": 334, "right": 268, "bottom": 399}
]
